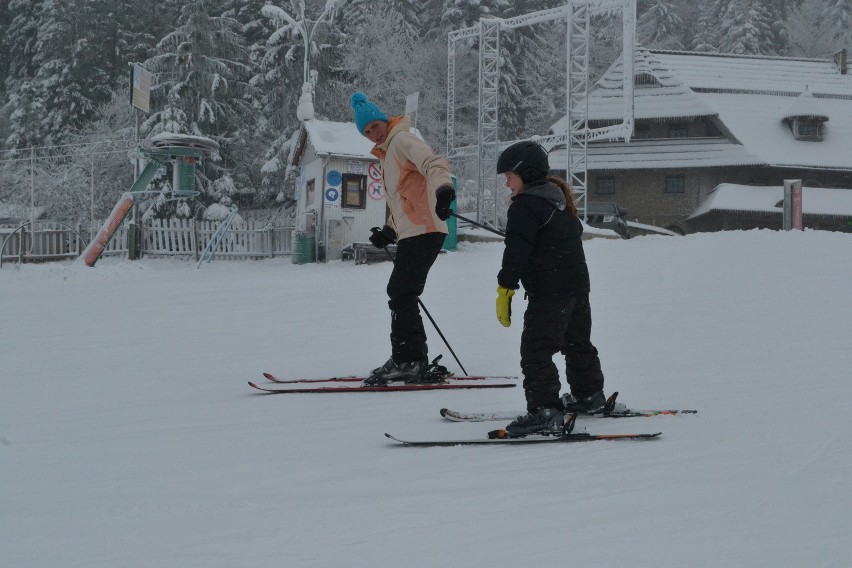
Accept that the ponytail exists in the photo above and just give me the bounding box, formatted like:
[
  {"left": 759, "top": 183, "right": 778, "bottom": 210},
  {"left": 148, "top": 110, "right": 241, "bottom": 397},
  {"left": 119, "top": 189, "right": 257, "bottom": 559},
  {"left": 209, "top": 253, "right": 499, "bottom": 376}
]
[{"left": 548, "top": 175, "right": 577, "bottom": 217}]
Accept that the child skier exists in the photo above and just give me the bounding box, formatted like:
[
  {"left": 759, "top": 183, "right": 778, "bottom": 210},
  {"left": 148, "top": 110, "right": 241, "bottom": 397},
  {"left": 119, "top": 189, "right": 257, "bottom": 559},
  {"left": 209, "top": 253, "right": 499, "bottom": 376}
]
[{"left": 494, "top": 141, "right": 614, "bottom": 436}]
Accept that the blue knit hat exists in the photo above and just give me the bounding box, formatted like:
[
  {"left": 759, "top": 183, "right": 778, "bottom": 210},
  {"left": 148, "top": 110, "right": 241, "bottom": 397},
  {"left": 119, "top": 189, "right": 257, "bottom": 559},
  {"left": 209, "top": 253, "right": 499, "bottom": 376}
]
[{"left": 351, "top": 92, "right": 388, "bottom": 134}]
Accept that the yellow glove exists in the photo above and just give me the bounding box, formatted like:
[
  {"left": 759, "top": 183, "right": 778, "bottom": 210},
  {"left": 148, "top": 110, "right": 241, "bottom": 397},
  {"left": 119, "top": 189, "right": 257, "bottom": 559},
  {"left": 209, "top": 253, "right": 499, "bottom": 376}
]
[{"left": 496, "top": 286, "right": 515, "bottom": 328}]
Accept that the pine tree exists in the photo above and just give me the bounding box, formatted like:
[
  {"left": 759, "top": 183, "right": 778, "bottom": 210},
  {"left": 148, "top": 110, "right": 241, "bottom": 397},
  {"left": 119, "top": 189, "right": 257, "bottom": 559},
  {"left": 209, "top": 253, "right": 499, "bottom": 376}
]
[
  {"left": 691, "top": 0, "right": 718, "bottom": 52},
  {"left": 821, "top": 0, "right": 852, "bottom": 49},
  {"left": 255, "top": 0, "right": 345, "bottom": 197},
  {"left": 441, "top": 0, "right": 510, "bottom": 30},
  {"left": 222, "top": 0, "right": 283, "bottom": 199},
  {"left": 786, "top": 0, "right": 838, "bottom": 58},
  {"left": 0, "top": 1, "right": 10, "bottom": 96},
  {"left": 3, "top": 0, "right": 46, "bottom": 148},
  {"left": 143, "top": 1, "right": 253, "bottom": 194},
  {"left": 716, "top": 0, "right": 776, "bottom": 55},
  {"left": 30, "top": 0, "right": 118, "bottom": 145},
  {"left": 638, "top": 0, "right": 684, "bottom": 50}
]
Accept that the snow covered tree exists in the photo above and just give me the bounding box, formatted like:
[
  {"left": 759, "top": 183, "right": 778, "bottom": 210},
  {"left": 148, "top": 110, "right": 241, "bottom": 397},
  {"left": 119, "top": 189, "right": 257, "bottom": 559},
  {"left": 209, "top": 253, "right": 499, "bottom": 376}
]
[
  {"left": 786, "top": 0, "right": 839, "bottom": 58},
  {"left": 691, "top": 0, "right": 718, "bottom": 52},
  {"left": 441, "top": 0, "right": 510, "bottom": 29},
  {"left": 143, "top": 1, "right": 253, "bottom": 195},
  {"left": 0, "top": 1, "right": 10, "bottom": 96},
  {"left": 256, "top": 0, "right": 344, "bottom": 197},
  {"left": 327, "top": 4, "right": 447, "bottom": 141},
  {"left": 716, "top": 0, "right": 776, "bottom": 55},
  {"left": 638, "top": 0, "right": 684, "bottom": 50},
  {"left": 3, "top": 0, "right": 46, "bottom": 149},
  {"left": 821, "top": 0, "right": 852, "bottom": 49}
]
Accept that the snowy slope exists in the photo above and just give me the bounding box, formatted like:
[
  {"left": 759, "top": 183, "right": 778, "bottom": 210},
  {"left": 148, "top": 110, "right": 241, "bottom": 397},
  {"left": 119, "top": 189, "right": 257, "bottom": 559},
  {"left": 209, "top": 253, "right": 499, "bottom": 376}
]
[{"left": 2, "top": 230, "right": 851, "bottom": 567}]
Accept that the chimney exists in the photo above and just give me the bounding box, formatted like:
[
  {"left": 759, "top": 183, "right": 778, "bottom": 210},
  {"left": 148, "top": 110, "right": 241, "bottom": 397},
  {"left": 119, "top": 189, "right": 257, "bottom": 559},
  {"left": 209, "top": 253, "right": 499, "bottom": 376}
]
[{"left": 835, "top": 48, "right": 848, "bottom": 75}]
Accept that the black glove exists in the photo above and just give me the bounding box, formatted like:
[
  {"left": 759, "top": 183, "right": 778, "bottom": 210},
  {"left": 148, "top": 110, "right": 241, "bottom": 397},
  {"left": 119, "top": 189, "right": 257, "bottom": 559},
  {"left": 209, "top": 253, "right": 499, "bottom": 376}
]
[
  {"left": 369, "top": 225, "right": 397, "bottom": 249},
  {"left": 435, "top": 184, "right": 456, "bottom": 221}
]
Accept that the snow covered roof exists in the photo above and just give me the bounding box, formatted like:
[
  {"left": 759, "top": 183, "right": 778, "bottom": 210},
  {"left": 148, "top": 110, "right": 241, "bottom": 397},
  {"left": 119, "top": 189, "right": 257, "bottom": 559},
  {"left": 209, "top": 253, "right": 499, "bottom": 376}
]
[
  {"left": 552, "top": 48, "right": 852, "bottom": 171},
  {"left": 550, "top": 48, "right": 717, "bottom": 132},
  {"left": 699, "top": 93, "right": 852, "bottom": 170},
  {"left": 781, "top": 89, "right": 829, "bottom": 121},
  {"left": 653, "top": 51, "right": 852, "bottom": 97},
  {"left": 688, "top": 183, "right": 852, "bottom": 219},
  {"left": 302, "top": 120, "right": 377, "bottom": 160},
  {"left": 549, "top": 137, "right": 761, "bottom": 171}
]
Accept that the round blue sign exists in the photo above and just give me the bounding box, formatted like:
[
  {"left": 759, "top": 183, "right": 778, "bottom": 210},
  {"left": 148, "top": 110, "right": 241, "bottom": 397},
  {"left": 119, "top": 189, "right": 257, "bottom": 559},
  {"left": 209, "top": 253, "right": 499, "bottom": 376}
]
[
  {"left": 326, "top": 170, "right": 342, "bottom": 186},
  {"left": 325, "top": 187, "right": 339, "bottom": 202}
]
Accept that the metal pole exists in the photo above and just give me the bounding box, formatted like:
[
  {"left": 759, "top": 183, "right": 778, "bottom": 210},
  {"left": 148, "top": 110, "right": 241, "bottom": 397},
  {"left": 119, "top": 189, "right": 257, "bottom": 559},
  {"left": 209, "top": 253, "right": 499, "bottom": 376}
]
[
  {"left": 451, "top": 212, "right": 505, "bottom": 237},
  {"left": 90, "top": 155, "right": 95, "bottom": 230},
  {"left": 29, "top": 147, "right": 34, "bottom": 228}
]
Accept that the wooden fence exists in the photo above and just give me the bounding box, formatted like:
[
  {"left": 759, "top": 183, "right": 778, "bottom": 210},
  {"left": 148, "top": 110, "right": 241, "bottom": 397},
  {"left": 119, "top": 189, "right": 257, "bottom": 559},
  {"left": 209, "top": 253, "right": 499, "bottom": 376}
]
[{"left": 1, "top": 219, "right": 295, "bottom": 264}]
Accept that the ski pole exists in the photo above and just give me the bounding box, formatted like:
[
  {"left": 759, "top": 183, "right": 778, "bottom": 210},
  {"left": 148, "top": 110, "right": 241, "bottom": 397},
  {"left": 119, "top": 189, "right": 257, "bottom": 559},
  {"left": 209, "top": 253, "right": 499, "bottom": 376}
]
[
  {"left": 450, "top": 212, "right": 506, "bottom": 238},
  {"left": 382, "top": 246, "right": 468, "bottom": 376}
]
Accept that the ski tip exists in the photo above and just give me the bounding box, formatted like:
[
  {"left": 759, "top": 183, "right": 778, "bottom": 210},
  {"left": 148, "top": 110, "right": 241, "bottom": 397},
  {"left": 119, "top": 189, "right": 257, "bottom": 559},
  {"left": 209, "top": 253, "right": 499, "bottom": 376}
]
[
  {"left": 262, "top": 372, "right": 274, "bottom": 380},
  {"left": 439, "top": 408, "right": 449, "bottom": 417}
]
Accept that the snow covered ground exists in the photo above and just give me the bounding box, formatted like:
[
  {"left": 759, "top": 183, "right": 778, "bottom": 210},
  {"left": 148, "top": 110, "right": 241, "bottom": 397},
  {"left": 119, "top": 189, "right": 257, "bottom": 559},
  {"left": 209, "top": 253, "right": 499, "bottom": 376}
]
[{"left": 2, "top": 229, "right": 851, "bottom": 567}]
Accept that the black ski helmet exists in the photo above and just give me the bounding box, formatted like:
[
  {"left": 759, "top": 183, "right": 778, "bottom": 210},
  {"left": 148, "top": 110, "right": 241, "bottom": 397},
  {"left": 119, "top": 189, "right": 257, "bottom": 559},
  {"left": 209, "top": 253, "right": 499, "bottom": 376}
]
[{"left": 496, "top": 141, "right": 550, "bottom": 183}]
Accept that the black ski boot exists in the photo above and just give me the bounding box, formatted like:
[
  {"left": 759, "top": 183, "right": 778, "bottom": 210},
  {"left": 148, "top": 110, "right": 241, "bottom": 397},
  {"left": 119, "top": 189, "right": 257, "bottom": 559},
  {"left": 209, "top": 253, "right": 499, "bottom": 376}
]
[
  {"left": 562, "top": 391, "right": 627, "bottom": 414},
  {"left": 364, "top": 358, "right": 428, "bottom": 386},
  {"left": 504, "top": 407, "right": 565, "bottom": 437}
]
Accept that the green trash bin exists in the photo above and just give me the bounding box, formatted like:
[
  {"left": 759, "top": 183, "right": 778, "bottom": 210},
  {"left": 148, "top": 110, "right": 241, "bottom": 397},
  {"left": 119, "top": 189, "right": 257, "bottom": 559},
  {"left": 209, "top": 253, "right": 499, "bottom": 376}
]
[{"left": 292, "top": 232, "right": 316, "bottom": 264}]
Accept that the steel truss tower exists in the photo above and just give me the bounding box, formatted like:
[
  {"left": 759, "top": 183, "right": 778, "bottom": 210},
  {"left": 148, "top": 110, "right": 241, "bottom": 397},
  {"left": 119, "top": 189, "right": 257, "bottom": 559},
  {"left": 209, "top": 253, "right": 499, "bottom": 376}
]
[{"left": 447, "top": 0, "right": 636, "bottom": 228}]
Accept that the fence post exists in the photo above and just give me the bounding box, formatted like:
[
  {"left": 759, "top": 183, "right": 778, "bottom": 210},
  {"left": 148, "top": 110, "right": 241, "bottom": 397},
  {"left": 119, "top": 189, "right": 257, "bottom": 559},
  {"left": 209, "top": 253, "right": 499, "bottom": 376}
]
[
  {"left": 18, "top": 224, "right": 25, "bottom": 263},
  {"left": 267, "top": 223, "right": 273, "bottom": 258},
  {"left": 191, "top": 218, "right": 198, "bottom": 261}
]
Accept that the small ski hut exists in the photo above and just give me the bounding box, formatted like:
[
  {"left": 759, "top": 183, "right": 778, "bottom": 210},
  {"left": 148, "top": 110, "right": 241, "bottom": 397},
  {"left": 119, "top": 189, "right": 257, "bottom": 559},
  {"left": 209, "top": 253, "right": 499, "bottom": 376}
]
[{"left": 292, "top": 120, "right": 386, "bottom": 262}]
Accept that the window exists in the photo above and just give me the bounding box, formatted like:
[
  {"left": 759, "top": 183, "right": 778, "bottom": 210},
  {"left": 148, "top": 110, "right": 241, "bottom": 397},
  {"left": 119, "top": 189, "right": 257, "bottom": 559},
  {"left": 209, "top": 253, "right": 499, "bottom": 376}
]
[
  {"left": 305, "top": 179, "right": 316, "bottom": 207},
  {"left": 788, "top": 117, "right": 825, "bottom": 141},
  {"left": 669, "top": 123, "right": 688, "bottom": 138},
  {"left": 794, "top": 120, "right": 822, "bottom": 140},
  {"left": 665, "top": 175, "right": 686, "bottom": 194},
  {"left": 596, "top": 176, "right": 615, "bottom": 195},
  {"left": 342, "top": 174, "right": 367, "bottom": 209}
]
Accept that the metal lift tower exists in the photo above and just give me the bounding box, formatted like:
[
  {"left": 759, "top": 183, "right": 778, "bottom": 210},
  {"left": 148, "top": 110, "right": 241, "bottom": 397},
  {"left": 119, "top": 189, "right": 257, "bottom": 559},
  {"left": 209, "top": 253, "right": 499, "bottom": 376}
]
[{"left": 447, "top": 0, "right": 636, "bottom": 228}]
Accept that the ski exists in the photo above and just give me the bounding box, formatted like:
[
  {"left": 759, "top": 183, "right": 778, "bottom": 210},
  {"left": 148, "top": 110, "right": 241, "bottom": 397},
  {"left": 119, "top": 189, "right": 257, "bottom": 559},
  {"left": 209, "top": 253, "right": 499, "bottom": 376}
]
[
  {"left": 385, "top": 431, "right": 661, "bottom": 447},
  {"left": 248, "top": 381, "right": 515, "bottom": 394},
  {"left": 262, "top": 372, "right": 517, "bottom": 384},
  {"left": 440, "top": 407, "right": 697, "bottom": 422},
  {"left": 385, "top": 412, "right": 660, "bottom": 446}
]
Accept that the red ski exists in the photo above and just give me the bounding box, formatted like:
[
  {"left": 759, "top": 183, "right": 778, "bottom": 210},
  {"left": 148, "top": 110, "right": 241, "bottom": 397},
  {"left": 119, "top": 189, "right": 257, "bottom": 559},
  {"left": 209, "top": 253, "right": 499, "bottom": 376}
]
[
  {"left": 262, "top": 372, "right": 517, "bottom": 384},
  {"left": 248, "top": 381, "right": 516, "bottom": 394}
]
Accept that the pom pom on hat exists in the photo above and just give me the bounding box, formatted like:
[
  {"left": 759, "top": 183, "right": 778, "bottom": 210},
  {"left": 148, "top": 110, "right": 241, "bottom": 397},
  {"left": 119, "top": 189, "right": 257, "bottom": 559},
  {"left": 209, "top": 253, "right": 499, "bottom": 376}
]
[{"left": 351, "top": 91, "right": 388, "bottom": 134}]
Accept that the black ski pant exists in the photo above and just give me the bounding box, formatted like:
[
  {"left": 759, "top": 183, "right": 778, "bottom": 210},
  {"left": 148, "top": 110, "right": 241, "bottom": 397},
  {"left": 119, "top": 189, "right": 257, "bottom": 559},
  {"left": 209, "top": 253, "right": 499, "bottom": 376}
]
[
  {"left": 386, "top": 232, "right": 445, "bottom": 363},
  {"left": 520, "top": 293, "right": 605, "bottom": 411}
]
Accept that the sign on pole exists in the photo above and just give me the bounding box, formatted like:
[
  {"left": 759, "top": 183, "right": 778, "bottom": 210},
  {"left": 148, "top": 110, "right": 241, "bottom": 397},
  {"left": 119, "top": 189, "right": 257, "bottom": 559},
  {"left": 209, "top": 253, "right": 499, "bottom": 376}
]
[
  {"left": 783, "top": 179, "right": 803, "bottom": 231},
  {"left": 130, "top": 64, "right": 152, "bottom": 113}
]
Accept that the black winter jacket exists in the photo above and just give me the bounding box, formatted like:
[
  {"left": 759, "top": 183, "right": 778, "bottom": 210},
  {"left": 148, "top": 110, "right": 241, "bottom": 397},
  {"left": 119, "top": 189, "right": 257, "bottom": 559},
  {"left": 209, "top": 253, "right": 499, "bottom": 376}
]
[{"left": 497, "top": 180, "right": 590, "bottom": 298}]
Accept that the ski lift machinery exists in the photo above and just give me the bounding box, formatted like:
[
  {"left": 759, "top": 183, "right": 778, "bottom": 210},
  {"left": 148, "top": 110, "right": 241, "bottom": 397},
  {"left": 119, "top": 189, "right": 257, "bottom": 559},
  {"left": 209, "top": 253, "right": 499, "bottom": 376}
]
[{"left": 446, "top": 0, "right": 636, "bottom": 228}]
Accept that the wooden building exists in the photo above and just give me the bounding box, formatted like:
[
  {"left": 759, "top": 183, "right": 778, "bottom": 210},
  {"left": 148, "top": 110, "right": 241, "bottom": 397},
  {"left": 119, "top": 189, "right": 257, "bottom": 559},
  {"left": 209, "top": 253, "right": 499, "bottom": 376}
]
[{"left": 549, "top": 48, "right": 852, "bottom": 234}]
